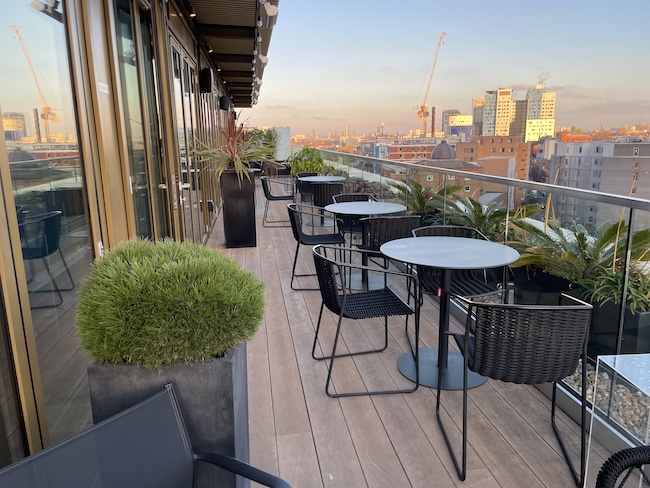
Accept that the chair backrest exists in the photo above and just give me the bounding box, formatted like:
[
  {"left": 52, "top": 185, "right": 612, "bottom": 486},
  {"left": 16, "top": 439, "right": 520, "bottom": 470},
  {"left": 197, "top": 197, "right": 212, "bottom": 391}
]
[
  {"left": 287, "top": 203, "right": 340, "bottom": 242},
  {"left": 295, "top": 172, "right": 318, "bottom": 194},
  {"left": 19, "top": 211, "right": 63, "bottom": 259},
  {"left": 360, "top": 215, "right": 422, "bottom": 252},
  {"left": 332, "top": 193, "right": 377, "bottom": 203},
  {"left": 463, "top": 296, "right": 592, "bottom": 384},
  {"left": 311, "top": 182, "right": 346, "bottom": 208},
  {"left": 312, "top": 245, "right": 344, "bottom": 315},
  {"left": 0, "top": 384, "right": 193, "bottom": 488},
  {"left": 261, "top": 176, "right": 273, "bottom": 199},
  {"left": 412, "top": 224, "right": 487, "bottom": 240}
]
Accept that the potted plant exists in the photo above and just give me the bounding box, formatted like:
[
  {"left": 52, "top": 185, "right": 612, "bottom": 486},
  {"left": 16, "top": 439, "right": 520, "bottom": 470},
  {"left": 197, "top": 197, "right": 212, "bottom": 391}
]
[
  {"left": 286, "top": 147, "right": 324, "bottom": 176},
  {"left": 77, "top": 238, "right": 265, "bottom": 488},
  {"left": 388, "top": 178, "right": 439, "bottom": 223},
  {"left": 509, "top": 219, "right": 650, "bottom": 354},
  {"left": 193, "top": 116, "right": 276, "bottom": 248},
  {"left": 581, "top": 263, "right": 650, "bottom": 356}
]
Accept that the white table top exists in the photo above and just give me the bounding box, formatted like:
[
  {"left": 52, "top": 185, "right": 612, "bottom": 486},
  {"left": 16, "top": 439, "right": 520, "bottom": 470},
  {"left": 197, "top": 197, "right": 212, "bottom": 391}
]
[
  {"left": 380, "top": 236, "right": 519, "bottom": 269},
  {"left": 324, "top": 201, "right": 406, "bottom": 216},
  {"left": 297, "top": 175, "right": 346, "bottom": 182}
]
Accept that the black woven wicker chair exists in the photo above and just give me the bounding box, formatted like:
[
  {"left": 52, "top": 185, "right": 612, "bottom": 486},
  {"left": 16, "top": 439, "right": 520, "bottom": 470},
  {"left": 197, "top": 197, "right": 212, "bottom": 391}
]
[
  {"left": 287, "top": 203, "right": 345, "bottom": 291},
  {"left": 332, "top": 193, "right": 377, "bottom": 203},
  {"left": 357, "top": 215, "right": 422, "bottom": 266},
  {"left": 311, "top": 182, "right": 347, "bottom": 209},
  {"left": 596, "top": 446, "right": 650, "bottom": 488},
  {"left": 295, "top": 172, "right": 318, "bottom": 202},
  {"left": 332, "top": 193, "right": 379, "bottom": 235},
  {"left": 437, "top": 293, "right": 592, "bottom": 485},
  {"left": 261, "top": 176, "right": 293, "bottom": 227},
  {"left": 411, "top": 225, "right": 501, "bottom": 298},
  {"left": 311, "top": 244, "right": 419, "bottom": 397}
]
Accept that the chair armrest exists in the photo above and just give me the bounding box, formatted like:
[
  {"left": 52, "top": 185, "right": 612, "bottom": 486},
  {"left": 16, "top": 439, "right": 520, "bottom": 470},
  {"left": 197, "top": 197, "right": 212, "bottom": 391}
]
[{"left": 194, "top": 452, "right": 292, "bottom": 488}]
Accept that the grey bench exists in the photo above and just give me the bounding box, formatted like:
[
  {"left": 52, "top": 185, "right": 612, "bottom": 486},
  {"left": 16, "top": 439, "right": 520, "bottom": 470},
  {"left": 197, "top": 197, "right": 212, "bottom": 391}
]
[{"left": 0, "top": 384, "right": 290, "bottom": 488}]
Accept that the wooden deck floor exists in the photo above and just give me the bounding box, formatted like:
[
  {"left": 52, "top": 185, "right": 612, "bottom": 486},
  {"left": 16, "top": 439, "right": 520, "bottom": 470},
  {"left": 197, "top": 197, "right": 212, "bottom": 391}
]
[{"left": 206, "top": 181, "right": 613, "bottom": 488}]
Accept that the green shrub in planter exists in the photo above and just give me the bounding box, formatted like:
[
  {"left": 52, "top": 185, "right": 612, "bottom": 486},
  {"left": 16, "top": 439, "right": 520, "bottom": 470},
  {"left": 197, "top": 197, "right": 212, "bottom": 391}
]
[{"left": 76, "top": 238, "right": 265, "bottom": 369}]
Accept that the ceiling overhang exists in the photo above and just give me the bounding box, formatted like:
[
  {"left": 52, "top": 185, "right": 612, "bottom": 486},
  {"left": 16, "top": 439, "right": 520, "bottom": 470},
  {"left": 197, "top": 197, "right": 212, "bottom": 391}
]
[{"left": 187, "top": 0, "right": 279, "bottom": 109}]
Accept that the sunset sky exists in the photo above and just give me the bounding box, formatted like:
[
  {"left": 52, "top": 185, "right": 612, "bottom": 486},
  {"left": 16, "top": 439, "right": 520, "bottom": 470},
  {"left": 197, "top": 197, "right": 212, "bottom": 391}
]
[{"left": 242, "top": 0, "right": 650, "bottom": 136}]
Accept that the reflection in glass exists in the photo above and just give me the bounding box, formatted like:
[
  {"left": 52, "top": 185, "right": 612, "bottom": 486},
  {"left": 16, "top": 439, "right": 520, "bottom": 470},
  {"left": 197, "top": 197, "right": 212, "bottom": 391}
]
[{"left": 2, "top": 0, "right": 93, "bottom": 446}]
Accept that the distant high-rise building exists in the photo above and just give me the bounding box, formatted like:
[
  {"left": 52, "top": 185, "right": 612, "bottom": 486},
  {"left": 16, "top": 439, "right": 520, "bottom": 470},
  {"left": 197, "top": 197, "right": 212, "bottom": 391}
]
[
  {"left": 525, "top": 83, "right": 556, "bottom": 142},
  {"left": 344, "top": 125, "right": 349, "bottom": 137},
  {"left": 441, "top": 109, "right": 460, "bottom": 134},
  {"left": 479, "top": 83, "right": 556, "bottom": 141},
  {"left": 472, "top": 97, "right": 484, "bottom": 135},
  {"left": 2, "top": 112, "right": 27, "bottom": 141}
]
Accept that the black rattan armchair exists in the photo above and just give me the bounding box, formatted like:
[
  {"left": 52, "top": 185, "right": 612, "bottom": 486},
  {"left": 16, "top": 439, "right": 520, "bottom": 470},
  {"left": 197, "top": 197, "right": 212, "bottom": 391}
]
[
  {"left": 261, "top": 176, "right": 293, "bottom": 226},
  {"left": 357, "top": 215, "right": 422, "bottom": 266},
  {"left": 311, "top": 182, "right": 347, "bottom": 209},
  {"left": 295, "top": 172, "right": 318, "bottom": 202},
  {"left": 411, "top": 225, "right": 501, "bottom": 298},
  {"left": 332, "top": 193, "right": 379, "bottom": 235},
  {"left": 311, "top": 244, "right": 419, "bottom": 397},
  {"left": 437, "top": 293, "right": 592, "bottom": 485},
  {"left": 596, "top": 446, "right": 650, "bottom": 488},
  {"left": 287, "top": 203, "right": 345, "bottom": 291}
]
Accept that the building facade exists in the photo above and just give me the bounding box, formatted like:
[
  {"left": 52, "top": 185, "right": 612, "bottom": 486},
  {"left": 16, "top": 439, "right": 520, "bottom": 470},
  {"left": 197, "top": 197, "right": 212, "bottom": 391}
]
[{"left": 0, "top": 0, "right": 278, "bottom": 463}]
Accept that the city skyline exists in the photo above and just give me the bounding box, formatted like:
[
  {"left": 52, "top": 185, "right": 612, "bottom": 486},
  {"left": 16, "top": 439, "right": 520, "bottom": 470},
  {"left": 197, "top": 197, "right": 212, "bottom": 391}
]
[{"left": 242, "top": 0, "right": 650, "bottom": 136}]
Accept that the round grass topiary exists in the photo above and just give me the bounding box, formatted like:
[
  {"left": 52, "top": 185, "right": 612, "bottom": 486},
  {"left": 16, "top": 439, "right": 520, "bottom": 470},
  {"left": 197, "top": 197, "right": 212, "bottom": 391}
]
[{"left": 76, "top": 238, "right": 265, "bottom": 369}]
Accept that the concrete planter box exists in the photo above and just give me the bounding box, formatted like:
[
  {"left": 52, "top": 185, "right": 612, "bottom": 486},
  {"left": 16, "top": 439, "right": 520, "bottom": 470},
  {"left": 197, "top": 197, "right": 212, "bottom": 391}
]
[
  {"left": 87, "top": 344, "right": 249, "bottom": 488},
  {"left": 221, "top": 170, "right": 256, "bottom": 248},
  {"left": 589, "top": 301, "right": 650, "bottom": 357}
]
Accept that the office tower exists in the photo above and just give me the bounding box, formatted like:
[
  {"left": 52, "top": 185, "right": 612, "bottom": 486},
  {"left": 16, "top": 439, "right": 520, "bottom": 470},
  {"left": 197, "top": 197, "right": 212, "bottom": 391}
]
[
  {"left": 441, "top": 109, "right": 460, "bottom": 134},
  {"left": 511, "top": 100, "right": 528, "bottom": 137},
  {"left": 482, "top": 89, "right": 514, "bottom": 136},
  {"left": 525, "top": 83, "right": 556, "bottom": 142},
  {"left": 472, "top": 97, "right": 484, "bottom": 135}
]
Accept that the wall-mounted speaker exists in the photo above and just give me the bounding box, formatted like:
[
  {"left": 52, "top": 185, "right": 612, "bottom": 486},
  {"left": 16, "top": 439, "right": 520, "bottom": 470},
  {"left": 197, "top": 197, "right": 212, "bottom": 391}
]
[
  {"left": 219, "top": 96, "right": 230, "bottom": 110},
  {"left": 198, "top": 68, "right": 213, "bottom": 93}
]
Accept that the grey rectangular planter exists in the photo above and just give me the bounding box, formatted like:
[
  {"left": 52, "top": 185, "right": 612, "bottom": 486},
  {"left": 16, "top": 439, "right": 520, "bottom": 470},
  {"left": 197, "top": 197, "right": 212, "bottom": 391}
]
[{"left": 87, "top": 344, "right": 249, "bottom": 488}]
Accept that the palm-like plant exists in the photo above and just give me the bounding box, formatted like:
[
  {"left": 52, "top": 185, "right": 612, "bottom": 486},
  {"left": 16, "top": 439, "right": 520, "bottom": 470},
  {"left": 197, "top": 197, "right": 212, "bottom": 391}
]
[
  {"left": 425, "top": 192, "right": 541, "bottom": 241},
  {"left": 509, "top": 219, "right": 650, "bottom": 286},
  {"left": 192, "top": 116, "right": 276, "bottom": 181},
  {"left": 388, "top": 178, "right": 437, "bottom": 212}
]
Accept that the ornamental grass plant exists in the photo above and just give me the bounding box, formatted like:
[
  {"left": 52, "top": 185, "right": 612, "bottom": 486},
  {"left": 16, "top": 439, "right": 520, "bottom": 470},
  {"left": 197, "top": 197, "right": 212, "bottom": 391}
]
[{"left": 76, "top": 238, "right": 265, "bottom": 369}]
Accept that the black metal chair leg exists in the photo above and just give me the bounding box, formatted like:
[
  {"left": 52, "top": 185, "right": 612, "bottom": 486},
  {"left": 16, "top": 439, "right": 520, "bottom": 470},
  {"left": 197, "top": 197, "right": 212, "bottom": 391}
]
[
  {"left": 313, "top": 306, "right": 390, "bottom": 361},
  {"left": 551, "top": 345, "right": 587, "bottom": 487},
  {"left": 291, "top": 242, "right": 319, "bottom": 291}
]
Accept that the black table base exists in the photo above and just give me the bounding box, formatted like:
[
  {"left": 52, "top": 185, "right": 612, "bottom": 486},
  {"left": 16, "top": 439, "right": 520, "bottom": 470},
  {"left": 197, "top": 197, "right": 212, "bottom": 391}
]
[{"left": 397, "top": 348, "right": 488, "bottom": 390}]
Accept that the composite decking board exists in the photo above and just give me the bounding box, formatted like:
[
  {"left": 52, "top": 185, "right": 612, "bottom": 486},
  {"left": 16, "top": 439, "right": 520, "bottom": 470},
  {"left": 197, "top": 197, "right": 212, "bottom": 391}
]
[
  {"left": 436, "top": 383, "right": 552, "bottom": 487},
  {"left": 271, "top": 220, "right": 368, "bottom": 488},
  {"left": 276, "top": 431, "right": 324, "bottom": 488},
  {"left": 258, "top": 222, "right": 312, "bottom": 437},
  {"left": 244, "top": 315, "right": 279, "bottom": 478},
  {"left": 47, "top": 377, "right": 92, "bottom": 444},
  {"left": 369, "top": 393, "right": 457, "bottom": 488}
]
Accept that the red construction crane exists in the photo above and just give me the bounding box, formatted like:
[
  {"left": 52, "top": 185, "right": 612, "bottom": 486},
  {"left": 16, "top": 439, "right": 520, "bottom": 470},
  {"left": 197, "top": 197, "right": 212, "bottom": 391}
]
[
  {"left": 11, "top": 25, "right": 60, "bottom": 142},
  {"left": 416, "top": 32, "right": 445, "bottom": 136}
]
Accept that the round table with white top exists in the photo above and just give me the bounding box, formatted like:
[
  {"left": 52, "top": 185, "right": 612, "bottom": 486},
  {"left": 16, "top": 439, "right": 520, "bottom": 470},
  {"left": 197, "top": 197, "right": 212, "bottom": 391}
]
[
  {"left": 325, "top": 201, "right": 407, "bottom": 290},
  {"left": 380, "top": 236, "right": 519, "bottom": 390},
  {"left": 297, "top": 175, "right": 347, "bottom": 183}
]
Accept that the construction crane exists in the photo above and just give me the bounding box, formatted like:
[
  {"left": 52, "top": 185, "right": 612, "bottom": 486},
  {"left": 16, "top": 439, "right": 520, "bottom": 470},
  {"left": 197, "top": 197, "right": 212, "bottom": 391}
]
[
  {"left": 11, "top": 25, "right": 60, "bottom": 143},
  {"left": 416, "top": 32, "right": 445, "bottom": 136}
]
